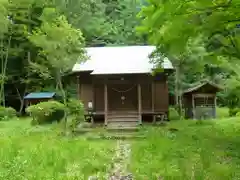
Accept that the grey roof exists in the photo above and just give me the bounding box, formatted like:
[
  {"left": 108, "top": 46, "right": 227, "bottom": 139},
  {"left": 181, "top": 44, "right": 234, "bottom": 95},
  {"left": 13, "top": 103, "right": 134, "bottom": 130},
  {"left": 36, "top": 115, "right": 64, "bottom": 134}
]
[
  {"left": 24, "top": 92, "right": 56, "bottom": 99},
  {"left": 72, "top": 46, "right": 173, "bottom": 75},
  {"left": 183, "top": 80, "right": 223, "bottom": 94}
]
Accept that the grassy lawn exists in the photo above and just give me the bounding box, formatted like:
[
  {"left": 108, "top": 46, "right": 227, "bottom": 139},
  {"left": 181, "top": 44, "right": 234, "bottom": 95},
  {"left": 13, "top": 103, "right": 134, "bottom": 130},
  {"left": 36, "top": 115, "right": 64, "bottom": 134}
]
[
  {"left": 0, "top": 118, "right": 115, "bottom": 180},
  {"left": 130, "top": 118, "right": 240, "bottom": 180},
  {"left": 2, "top": 115, "right": 240, "bottom": 179}
]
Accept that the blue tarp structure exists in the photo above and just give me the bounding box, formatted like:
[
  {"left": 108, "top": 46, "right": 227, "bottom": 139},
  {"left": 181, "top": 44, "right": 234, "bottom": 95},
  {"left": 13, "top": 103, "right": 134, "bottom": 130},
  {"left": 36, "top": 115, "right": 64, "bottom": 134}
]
[{"left": 24, "top": 92, "right": 56, "bottom": 100}]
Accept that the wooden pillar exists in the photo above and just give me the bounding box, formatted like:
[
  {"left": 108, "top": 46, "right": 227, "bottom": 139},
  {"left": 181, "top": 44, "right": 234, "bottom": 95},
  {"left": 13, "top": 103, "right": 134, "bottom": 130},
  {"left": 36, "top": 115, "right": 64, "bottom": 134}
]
[
  {"left": 151, "top": 82, "right": 154, "bottom": 112},
  {"left": 152, "top": 82, "right": 156, "bottom": 123},
  {"left": 138, "top": 84, "right": 142, "bottom": 124},
  {"left": 214, "top": 95, "right": 217, "bottom": 118},
  {"left": 104, "top": 84, "right": 108, "bottom": 125}
]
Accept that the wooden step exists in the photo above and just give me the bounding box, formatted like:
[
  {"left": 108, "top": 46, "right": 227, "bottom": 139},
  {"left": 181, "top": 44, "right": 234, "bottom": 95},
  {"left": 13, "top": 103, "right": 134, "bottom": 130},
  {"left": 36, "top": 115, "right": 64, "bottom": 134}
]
[
  {"left": 107, "top": 117, "right": 139, "bottom": 122},
  {"left": 107, "top": 114, "right": 139, "bottom": 118},
  {"left": 108, "top": 111, "right": 138, "bottom": 114}
]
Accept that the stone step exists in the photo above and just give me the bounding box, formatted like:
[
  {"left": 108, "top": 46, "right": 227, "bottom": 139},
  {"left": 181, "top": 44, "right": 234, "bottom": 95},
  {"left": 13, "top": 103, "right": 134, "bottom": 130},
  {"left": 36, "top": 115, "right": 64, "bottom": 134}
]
[
  {"left": 86, "top": 133, "right": 145, "bottom": 140},
  {"left": 99, "top": 134, "right": 145, "bottom": 140},
  {"left": 107, "top": 121, "right": 139, "bottom": 127},
  {"left": 106, "top": 126, "right": 139, "bottom": 132}
]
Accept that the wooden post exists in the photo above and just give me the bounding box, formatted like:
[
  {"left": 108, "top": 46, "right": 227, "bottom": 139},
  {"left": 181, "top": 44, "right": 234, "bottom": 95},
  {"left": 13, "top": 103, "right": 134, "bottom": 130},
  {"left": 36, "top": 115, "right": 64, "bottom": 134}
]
[
  {"left": 104, "top": 84, "right": 108, "bottom": 126},
  {"left": 214, "top": 95, "right": 217, "bottom": 118},
  {"left": 152, "top": 82, "right": 156, "bottom": 123},
  {"left": 151, "top": 82, "right": 154, "bottom": 112},
  {"left": 138, "top": 84, "right": 142, "bottom": 124}
]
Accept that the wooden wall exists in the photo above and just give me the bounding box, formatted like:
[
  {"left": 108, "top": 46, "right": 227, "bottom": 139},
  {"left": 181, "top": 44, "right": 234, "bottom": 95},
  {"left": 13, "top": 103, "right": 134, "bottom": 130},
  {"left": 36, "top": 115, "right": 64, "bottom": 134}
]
[
  {"left": 77, "top": 73, "right": 169, "bottom": 113},
  {"left": 80, "top": 84, "right": 93, "bottom": 109},
  {"left": 141, "top": 83, "right": 152, "bottom": 111},
  {"left": 94, "top": 84, "right": 104, "bottom": 111},
  {"left": 78, "top": 72, "right": 93, "bottom": 110},
  {"left": 154, "top": 80, "right": 169, "bottom": 112}
]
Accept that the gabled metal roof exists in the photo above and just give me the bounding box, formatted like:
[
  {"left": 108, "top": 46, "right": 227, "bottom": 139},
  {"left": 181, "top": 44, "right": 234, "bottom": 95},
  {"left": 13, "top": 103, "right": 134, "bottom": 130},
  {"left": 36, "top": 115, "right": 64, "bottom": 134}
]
[
  {"left": 24, "top": 92, "right": 56, "bottom": 99},
  {"left": 182, "top": 80, "right": 223, "bottom": 94},
  {"left": 72, "top": 46, "right": 173, "bottom": 75}
]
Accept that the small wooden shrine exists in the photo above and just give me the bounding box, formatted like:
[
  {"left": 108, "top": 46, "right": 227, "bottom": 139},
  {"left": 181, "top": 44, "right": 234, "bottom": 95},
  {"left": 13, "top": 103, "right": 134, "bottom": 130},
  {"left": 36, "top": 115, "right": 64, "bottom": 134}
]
[
  {"left": 182, "top": 80, "right": 223, "bottom": 119},
  {"left": 24, "top": 92, "right": 57, "bottom": 107}
]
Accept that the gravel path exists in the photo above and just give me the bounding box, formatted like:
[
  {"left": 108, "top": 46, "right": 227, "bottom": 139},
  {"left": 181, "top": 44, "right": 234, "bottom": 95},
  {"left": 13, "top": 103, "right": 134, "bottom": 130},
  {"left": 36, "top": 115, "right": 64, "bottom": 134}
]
[{"left": 108, "top": 140, "right": 132, "bottom": 180}]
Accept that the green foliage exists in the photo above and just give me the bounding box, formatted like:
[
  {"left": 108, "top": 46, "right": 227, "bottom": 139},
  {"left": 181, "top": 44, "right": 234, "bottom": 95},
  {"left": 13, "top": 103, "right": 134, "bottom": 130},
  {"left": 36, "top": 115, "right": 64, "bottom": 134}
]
[
  {"left": 55, "top": 0, "right": 145, "bottom": 46},
  {"left": 67, "top": 99, "right": 84, "bottom": 116},
  {"left": 0, "top": 106, "right": 17, "bottom": 120},
  {"left": 29, "top": 8, "right": 86, "bottom": 74},
  {"left": 222, "top": 77, "right": 240, "bottom": 109},
  {"left": 216, "top": 107, "right": 229, "bottom": 119},
  {"left": 26, "top": 100, "right": 66, "bottom": 125},
  {"left": 229, "top": 108, "right": 240, "bottom": 117},
  {"left": 0, "top": 0, "right": 9, "bottom": 35},
  {"left": 236, "top": 112, "right": 240, "bottom": 117},
  {"left": 138, "top": 0, "right": 240, "bottom": 109},
  {"left": 169, "top": 107, "right": 180, "bottom": 120},
  {"left": 67, "top": 99, "right": 85, "bottom": 131},
  {"left": 1, "top": 0, "right": 146, "bottom": 112}
]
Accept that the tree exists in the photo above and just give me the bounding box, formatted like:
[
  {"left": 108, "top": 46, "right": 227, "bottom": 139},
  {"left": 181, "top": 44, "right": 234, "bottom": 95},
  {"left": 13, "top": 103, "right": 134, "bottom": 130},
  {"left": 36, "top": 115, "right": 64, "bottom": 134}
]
[
  {"left": 137, "top": 1, "right": 210, "bottom": 115},
  {"left": 0, "top": 0, "right": 10, "bottom": 106},
  {"left": 105, "top": 0, "right": 146, "bottom": 45},
  {"left": 29, "top": 8, "right": 85, "bottom": 131},
  {"left": 53, "top": 0, "right": 113, "bottom": 46},
  {"left": 5, "top": 0, "right": 47, "bottom": 111},
  {"left": 53, "top": 0, "right": 146, "bottom": 46},
  {"left": 137, "top": 0, "right": 240, "bottom": 113}
]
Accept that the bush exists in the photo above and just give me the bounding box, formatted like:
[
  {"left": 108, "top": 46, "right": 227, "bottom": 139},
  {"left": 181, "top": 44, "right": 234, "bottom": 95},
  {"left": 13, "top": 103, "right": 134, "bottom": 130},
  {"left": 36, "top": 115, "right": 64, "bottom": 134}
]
[
  {"left": 26, "top": 101, "right": 66, "bottom": 125},
  {"left": 229, "top": 108, "right": 240, "bottom": 117},
  {"left": 169, "top": 107, "right": 181, "bottom": 120},
  {"left": 216, "top": 107, "right": 229, "bottom": 118},
  {"left": 67, "top": 99, "right": 85, "bottom": 130},
  {"left": 0, "top": 106, "right": 17, "bottom": 120}
]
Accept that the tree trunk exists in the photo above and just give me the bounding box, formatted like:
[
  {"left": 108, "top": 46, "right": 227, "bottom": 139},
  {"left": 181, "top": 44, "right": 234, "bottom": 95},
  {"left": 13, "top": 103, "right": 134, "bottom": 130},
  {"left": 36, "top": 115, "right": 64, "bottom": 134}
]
[
  {"left": 0, "top": 36, "right": 11, "bottom": 106},
  {"left": 16, "top": 87, "right": 26, "bottom": 114},
  {"left": 175, "top": 65, "right": 179, "bottom": 110},
  {"left": 57, "top": 72, "right": 67, "bottom": 134},
  {"left": 175, "top": 64, "right": 183, "bottom": 117}
]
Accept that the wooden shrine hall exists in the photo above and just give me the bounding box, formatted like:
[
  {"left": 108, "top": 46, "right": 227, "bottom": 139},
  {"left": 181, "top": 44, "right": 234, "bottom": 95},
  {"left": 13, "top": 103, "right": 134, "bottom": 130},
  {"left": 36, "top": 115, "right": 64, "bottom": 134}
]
[{"left": 72, "top": 46, "right": 174, "bottom": 126}]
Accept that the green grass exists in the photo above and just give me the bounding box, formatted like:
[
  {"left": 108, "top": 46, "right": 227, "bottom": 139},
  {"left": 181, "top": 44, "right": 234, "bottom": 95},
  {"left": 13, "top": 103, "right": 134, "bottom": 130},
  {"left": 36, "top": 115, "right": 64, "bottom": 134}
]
[
  {"left": 2, "top": 115, "right": 240, "bottom": 179},
  {"left": 0, "top": 118, "right": 115, "bottom": 179},
  {"left": 130, "top": 118, "right": 240, "bottom": 180}
]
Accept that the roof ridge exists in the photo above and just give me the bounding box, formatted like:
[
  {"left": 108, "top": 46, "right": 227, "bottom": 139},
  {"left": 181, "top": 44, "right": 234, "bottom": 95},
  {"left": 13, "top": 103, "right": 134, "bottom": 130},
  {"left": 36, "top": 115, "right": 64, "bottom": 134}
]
[{"left": 85, "top": 45, "right": 155, "bottom": 49}]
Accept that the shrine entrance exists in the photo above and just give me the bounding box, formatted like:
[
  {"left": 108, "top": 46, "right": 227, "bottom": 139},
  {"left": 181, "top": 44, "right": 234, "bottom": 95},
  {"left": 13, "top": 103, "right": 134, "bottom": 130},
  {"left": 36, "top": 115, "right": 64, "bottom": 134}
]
[{"left": 108, "top": 84, "right": 138, "bottom": 112}]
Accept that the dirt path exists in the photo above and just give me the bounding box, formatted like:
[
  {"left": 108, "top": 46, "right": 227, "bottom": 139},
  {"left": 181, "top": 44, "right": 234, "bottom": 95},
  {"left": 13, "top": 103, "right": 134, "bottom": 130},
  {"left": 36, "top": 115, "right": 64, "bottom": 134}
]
[{"left": 108, "top": 140, "right": 132, "bottom": 180}]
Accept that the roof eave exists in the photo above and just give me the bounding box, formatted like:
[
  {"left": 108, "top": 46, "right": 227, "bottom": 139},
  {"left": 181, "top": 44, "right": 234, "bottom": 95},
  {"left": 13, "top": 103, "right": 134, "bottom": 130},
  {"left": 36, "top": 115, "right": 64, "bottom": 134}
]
[{"left": 182, "top": 81, "right": 224, "bottom": 94}]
